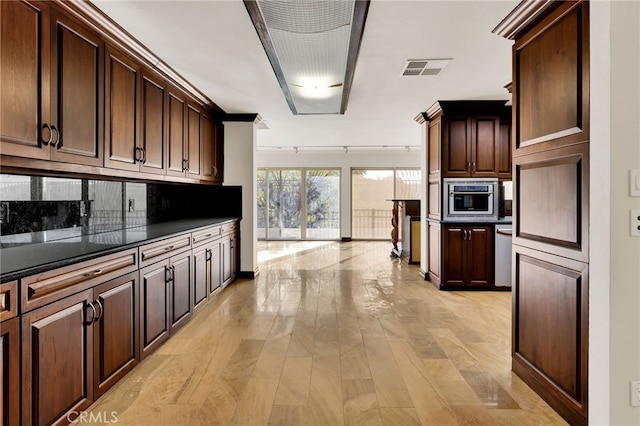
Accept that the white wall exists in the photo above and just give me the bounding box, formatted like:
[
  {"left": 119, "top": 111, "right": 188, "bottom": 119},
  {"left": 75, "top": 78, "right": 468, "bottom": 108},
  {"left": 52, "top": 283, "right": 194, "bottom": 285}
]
[
  {"left": 591, "top": 2, "right": 640, "bottom": 425},
  {"left": 223, "top": 121, "right": 258, "bottom": 276},
  {"left": 256, "top": 150, "right": 421, "bottom": 239}
]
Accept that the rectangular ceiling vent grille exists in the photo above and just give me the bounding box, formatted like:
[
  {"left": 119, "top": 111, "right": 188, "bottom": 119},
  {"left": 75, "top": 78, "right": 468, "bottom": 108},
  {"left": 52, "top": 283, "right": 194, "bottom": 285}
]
[{"left": 401, "top": 58, "right": 452, "bottom": 76}]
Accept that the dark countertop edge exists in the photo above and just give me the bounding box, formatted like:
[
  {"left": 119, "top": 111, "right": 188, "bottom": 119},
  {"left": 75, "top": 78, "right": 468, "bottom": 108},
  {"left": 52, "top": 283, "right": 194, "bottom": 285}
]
[{"left": 0, "top": 217, "right": 239, "bottom": 283}]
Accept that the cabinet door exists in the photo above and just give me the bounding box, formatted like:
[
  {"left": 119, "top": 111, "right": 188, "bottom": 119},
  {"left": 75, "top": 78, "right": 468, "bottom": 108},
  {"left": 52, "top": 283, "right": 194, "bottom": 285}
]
[
  {"left": 22, "top": 289, "right": 93, "bottom": 426},
  {"left": 231, "top": 233, "right": 239, "bottom": 277},
  {"left": 185, "top": 104, "right": 201, "bottom": 178},
  {"left": 470, "top": 117, "right": 500, "bottom": 177},
  {"left": 210, "top": 241, "right": 222, "bottom": 293},
  {"left": 465, "top": 226, "right": 493, "bottom": 286},
  {"left": 104, "top": 45, "right": 140, "bottom": 172},
  {"left": 1, "top": 317, "right": 20, "bottom": 426},
  {"left": 140, "top": 260, "right": 170, "bottom": 359},
  {"left": 167, "top": 88, "right": 186, "bottom": 177},
  {"left": 49, "top": 9, "right": 103, "bottom": 166},
  {"left": 140, "top": 71, "right": 167, "bottom": 175},
  {"left": 497, "top": 121, "right": 512, "bottom": 178},
  {"left": 192, "top": 245, "right": 209, "bottom": 310},
  {"left": 0, "top": 0, "right": 51, "bottom": 160},
  {"left": 442, "top": 226, "right": 465, "bottom": 287},
  {"left": 443, "top": 118, "right": 471, "bottom": 177},
  {"left": 202, "top": 116, "right": 223, "bottom": 183},
  {"left": 169, "top": 251, "right": 192, "bottom": 332},
  {"left": 221, "top": 237, "right": 233, "bottom": 287},
  {"left": 93, "top": 271, "right": 139, "bottom": 398}
]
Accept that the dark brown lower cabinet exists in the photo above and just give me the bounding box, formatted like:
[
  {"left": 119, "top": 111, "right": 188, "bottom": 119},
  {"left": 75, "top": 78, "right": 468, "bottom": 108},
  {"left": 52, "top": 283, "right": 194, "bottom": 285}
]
[
  {"left": 442, "top": 224, "right": 493, "bottom": 288},
  {"left": 1, "top": 317, "right": 20, "bottom": 426},
  {"left": 139, "top": 250, "right": 192, "bottom": 359},
  {"left": 210, "top": 242, "right": 222, "bottom": 293},
  {"left": 221, "top": 230, "right": 239, "bottom": 288},
  {"left": 22, "top": 272, "right": 141, "bottom": 425},
  {"left": 22, "top": 289, "right": 94, "bottom": 426},
  {"left": 93, "top": 272, "right": 139, "bottom": 398},
  {"left": 192, "top": 245, "right": 209, "bottom": 310}
]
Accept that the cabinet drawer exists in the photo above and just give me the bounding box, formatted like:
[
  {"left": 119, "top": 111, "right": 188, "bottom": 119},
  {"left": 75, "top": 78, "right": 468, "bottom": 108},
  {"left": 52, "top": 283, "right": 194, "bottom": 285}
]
[
  {"left": 220, "top": 222, "right": 238, "bottom": 237},
  {"left": 192, "top": 225, "right": 221, "bottom": 247},
  {"left": 139, "top": 234, "right": 191, "bottom": 267},
  {"left": 21, "top": 248, "right": 138, "bottom": 313},
  {"left": 0, "top": 280, "right": 18, "bottom": 322}
]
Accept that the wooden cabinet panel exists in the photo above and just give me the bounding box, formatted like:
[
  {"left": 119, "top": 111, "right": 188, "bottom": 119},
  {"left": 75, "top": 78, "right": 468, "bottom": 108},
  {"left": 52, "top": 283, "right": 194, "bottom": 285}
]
[
  {"left": 466, "top": 226, "right": 493, "bottom": 286},
  {"left": 49, "top": 10, "right": 103, "bottom": 166},
  {"left": 471, "top": 118, "right": 499, "bottom": 177},
  {"left": 93, "top": 271, "right": 139, "bottom": 398},
  {"left": 444, "top": 118, "right": 470, "bottom": 177},
  {"left": 1, "top": 317, "right": 20, "bottom": 426},
  {"left": 0, "top": 281, "right": 18, "bottom": 323},
  {"left": 427, "top": 222, "right": 440, "bottom": 286},
  {"left": 140, "top": 260, "right": 170, "bottom": 359},
  {"left": 497, "top": 121, "right": 512, "bottom": 177},
  {"left": 514, "top": 1, "right": 589, "bottom": 153},
  {"left": 169, "top": 251, "right": 192, "bottom": 332},
  {"left": 210, "top": 241, "right": 222, "bottom": 293},
  {"left": 202, "top": 114, "right": 223, "bottom": 183},
  {"left": 104, "top": 45, "right": 139, "bottom": 171},
  {"left": 514, "top": 143, "right": 589, "bottom": 262},
  {"left": 167, "top": 89, "right": 186, "bottom": 177},
  {"left": 0, "top": 0, "right": 51, "bottom": 160},
  {"left": 512, "top": 246, "right": 588, "bottom": 425},
  {"left": 221, "top": 237, "right": 233, "bottom": 287},
  {"left": 186, "top": 104, "right": 201, "bottom": 178},
  {"left": 443, "top": 227, "right": 465, "bottom": 286},
  {"left": 442, "top": 224, "right": 493, "bottom": 288},
  {"left": 193, "top": 246, "right": 209, "bottom": 310},
  {"left": 140, "top": 71, "right": 167, "bottom": 175},
  {"left": 427, "top": 118, "right": 441, "bottom": 175},
  {"left": 22, "top": 289, "right": 93, "bottom": 426}
]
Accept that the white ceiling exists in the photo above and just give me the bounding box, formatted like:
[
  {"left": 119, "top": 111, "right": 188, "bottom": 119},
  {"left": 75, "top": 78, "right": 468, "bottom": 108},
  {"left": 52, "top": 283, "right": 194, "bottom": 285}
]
[{"left": 92, "top": 0, "right": 518, "bottom": 150}]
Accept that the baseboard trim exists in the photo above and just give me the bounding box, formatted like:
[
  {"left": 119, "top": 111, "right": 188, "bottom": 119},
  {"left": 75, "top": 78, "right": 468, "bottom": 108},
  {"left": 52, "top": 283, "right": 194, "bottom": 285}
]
[{"left": 341, "top": 237, "right": 352, "bottom": 242}]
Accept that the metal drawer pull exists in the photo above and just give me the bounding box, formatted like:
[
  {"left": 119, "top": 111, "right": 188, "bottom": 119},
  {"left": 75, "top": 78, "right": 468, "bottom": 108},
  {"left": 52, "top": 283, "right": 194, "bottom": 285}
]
[
  {"left": 84, "top": 269, "right": 103, "bottom": 277},
  {"left": 164, "top": 245, "right": 175, "bottom": 251}
]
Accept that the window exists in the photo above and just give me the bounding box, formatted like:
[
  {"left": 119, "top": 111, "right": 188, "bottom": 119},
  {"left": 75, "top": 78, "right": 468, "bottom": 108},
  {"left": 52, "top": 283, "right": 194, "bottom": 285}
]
[
  {"left": 257, "top": 168, "right": 340, "bottom": 240},
  {"left": 351, "top": 168, "right": 421, "bottom": 239}
]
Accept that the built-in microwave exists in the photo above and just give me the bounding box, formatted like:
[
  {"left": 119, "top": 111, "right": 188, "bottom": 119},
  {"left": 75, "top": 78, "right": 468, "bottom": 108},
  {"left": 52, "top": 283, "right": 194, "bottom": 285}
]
[{"left": 442, "top": 178, "right": 499, "bottom": 221}]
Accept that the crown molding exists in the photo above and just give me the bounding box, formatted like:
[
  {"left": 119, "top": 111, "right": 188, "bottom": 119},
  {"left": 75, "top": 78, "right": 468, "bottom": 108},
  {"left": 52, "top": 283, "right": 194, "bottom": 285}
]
[{"left": 492, "top": 0, "right": 557, "bottom": 40}]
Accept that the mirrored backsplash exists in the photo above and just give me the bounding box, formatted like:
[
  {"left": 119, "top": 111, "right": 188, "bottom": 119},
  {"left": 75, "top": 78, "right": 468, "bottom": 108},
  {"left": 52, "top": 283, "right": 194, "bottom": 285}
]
[{"left": 0, "top": 174, "right": 241, "bottom": 246}]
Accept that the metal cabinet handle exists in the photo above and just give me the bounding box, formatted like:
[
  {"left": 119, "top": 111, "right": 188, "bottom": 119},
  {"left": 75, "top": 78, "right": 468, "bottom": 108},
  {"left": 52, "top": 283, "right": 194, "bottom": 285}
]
[
  {"left": 170, "top": 265, "right": 176, "bottom": 282},
  {"left": 142, "top": 148, "right": 147, "bottom": 164},
  {"left": 134, "top": 146, "right": 142, "bottom": 162},
  {"left": 42, "top": 124, "right": 53, "bottom": 146},
  {"left": 94, "top": 299, "right": 104, "bottom": 322},
  {"left": 164, "top": 245, "right": 175, "bottom": 251},
  {"left": 51, "top": 125, "right": 60, "bottom": 148},
  {"left": 85, "top": 301, "right": 97, "bottom": 325},
  {"left": 213, "top": 165, "right": 218, "bottom": 176},
  {"left": 185, "top": 159, "right": 189, "bottom": 171},
  {"left": 165, "top": 265, "right": 172, "bottom": 283}
]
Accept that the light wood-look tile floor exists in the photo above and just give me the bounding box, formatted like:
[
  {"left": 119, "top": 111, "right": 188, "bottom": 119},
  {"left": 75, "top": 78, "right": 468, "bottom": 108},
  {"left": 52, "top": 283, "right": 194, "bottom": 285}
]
[{"left": 88, "top": 241, "right": 567, "bottom": 425}]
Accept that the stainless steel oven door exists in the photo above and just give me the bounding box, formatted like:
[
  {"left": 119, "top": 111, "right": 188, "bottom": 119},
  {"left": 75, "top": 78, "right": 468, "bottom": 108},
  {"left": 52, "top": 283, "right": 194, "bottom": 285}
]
[{"left": 443, "top": 178, "right": 499, "bottom": 221}]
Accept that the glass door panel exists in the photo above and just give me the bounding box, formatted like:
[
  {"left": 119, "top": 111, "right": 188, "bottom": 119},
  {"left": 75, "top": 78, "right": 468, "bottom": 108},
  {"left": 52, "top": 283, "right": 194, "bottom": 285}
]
[
  {"left": 306, "top": 170, "right": 340, "bottom": 239},
  {"left": 267, "top": 169, "right": 301, "bottom": 239}
]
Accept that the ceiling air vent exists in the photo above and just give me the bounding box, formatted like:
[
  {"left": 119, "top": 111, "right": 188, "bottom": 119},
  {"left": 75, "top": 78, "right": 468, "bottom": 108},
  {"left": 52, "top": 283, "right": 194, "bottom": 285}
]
[{"left": 401, "top": 58, "right": 452, "bottom": 76}]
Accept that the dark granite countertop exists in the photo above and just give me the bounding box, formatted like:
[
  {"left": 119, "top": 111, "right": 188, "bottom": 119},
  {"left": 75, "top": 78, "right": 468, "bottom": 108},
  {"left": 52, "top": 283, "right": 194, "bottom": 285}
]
[{"left": 0, "top": 218, "right": 238, "bottom": 282}]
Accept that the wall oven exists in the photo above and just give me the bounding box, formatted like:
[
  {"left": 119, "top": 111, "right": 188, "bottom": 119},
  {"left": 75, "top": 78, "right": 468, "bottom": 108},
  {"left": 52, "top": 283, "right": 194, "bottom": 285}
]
[{"left": 443, "top": 178, "right": 499, "bottom": 221}]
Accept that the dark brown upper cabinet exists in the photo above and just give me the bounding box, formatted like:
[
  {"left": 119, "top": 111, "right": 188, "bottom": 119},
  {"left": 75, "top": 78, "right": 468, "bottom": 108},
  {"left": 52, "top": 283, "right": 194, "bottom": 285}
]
[
  {"left": 104, "top": 44, "right": 169, "bottom": 176},
  {"left": 426, "top": 101, "right": 512, "bottom": 180},
  {"left": 1, "top": 1, "right": 103, "bottom": 166},
  {"left": 201, "top": 113, "right": 224, "bottom": 183},
  {"left": 104, "top": 44, "right": 140, "bottom": 172}
]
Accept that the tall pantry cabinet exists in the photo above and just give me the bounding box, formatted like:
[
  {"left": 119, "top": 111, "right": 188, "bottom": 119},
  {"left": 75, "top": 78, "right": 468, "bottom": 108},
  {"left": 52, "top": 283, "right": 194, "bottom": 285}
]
[{"left": 494, "top": 1, "right": 590, "bottom": 425}]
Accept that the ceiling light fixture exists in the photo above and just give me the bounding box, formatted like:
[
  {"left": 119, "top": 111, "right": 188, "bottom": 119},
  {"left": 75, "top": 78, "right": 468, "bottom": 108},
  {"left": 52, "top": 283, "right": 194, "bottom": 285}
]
[{"left": 244, "top": 0, "right": 370, "bottom": 115}]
